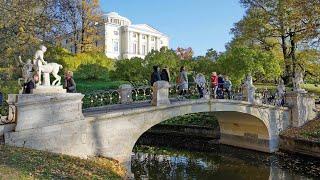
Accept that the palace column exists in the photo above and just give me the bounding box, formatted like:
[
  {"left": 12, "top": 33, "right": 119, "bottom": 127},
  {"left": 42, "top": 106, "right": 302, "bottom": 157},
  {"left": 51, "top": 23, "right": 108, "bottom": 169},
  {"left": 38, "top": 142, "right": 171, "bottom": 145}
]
[
  {"left": 147, "top": 35, "right": 150, "bottom": 53},
  {"left": 138, "top": 33, "right": 143, "bottom": 55}
]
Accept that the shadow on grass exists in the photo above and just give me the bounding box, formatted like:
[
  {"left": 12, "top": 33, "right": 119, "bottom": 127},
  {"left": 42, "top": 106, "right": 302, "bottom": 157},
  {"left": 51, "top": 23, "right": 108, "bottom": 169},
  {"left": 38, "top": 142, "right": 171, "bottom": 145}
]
[{"left": 0, "top": 145, "right": 124, "bottom": 179}]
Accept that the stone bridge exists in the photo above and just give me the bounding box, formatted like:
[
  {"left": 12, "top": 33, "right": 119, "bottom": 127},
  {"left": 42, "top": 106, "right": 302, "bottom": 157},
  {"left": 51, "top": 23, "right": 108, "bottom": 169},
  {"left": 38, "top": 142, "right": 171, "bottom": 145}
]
[{"left": 2, "top": 81, "right": 317, "bottom": 171}]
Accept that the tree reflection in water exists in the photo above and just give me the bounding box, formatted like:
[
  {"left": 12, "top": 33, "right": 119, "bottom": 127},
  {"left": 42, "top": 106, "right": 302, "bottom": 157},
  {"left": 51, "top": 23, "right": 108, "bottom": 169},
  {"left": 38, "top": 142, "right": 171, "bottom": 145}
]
[{"left": 131, "top": 146, "right": 319, "bottom": 180}]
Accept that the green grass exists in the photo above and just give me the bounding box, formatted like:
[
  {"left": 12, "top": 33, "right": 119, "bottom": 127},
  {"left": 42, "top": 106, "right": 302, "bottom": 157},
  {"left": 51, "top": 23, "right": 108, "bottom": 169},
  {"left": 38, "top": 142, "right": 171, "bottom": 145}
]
[
  {"left": 161, "top": 112, "right": 219, "bottom": 128},
  {"left": 301, "top": 130, "right": 320, "bottom": 139},
  {"left": 301, "top": 84, "right": 320, "bottom": 95},
  {"left": 0, "top": 145, "right": 125, "bottom": 179},
  {"left": 76, "top": 80, "right": 128, "bottom": 94},
  {"left": 255, "top": 83, "right": 320, "bottom": 96}
]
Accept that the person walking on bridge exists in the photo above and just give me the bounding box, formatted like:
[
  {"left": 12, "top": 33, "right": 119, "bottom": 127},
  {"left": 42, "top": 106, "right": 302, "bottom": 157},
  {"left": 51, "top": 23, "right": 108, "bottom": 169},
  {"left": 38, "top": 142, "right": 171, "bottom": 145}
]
[
  {"left": 178, "top": 66, "right": 188, "bottom": 98},
  {"left": 224, "top": 76, "right": 232, "bottom": 99},
  {"left": 195, "top": 73, "right": 206, "bottom": 98},
  {"left": 150, "top": 65, "right": 161, "bottom": 86},
  {"left": 211, "top": 72, "right": 218, "bottom": 98}
]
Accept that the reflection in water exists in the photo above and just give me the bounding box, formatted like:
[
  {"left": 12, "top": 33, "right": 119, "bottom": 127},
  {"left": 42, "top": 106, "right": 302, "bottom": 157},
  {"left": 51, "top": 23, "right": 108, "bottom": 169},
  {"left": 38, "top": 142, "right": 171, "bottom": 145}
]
[{"left": 131, "top": 146, "right": 319, "bottom": 180}]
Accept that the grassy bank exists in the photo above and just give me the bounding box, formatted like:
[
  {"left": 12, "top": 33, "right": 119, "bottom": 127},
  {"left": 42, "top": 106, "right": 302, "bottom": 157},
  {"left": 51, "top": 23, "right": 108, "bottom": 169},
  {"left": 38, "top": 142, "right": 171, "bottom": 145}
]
[
  {"left": 255, "top": 83, "right": 320, "bottom": 96},
  {"left": 281, "top": 117, "right": 320, "bottom": 142},
  {"left": 0, "top": 145, "right": 125, "bottom": 179}
]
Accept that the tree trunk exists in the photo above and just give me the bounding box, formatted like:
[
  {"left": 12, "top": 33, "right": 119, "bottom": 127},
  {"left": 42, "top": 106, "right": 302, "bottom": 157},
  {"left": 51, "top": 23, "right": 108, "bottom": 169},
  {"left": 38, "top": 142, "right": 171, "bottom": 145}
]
[
  {"left": 290, "top": 32, "right": 296, "bottom": 77},
  {"left": 280, "top": 35, "right": 291, "bottom": 85}
]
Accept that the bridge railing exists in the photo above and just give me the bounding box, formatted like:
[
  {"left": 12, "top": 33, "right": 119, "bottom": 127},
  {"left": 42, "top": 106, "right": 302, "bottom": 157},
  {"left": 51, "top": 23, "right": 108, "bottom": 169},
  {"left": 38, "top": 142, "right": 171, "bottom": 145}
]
[{"left": 82, "top": 82, "right": 286, "bottom": 109}]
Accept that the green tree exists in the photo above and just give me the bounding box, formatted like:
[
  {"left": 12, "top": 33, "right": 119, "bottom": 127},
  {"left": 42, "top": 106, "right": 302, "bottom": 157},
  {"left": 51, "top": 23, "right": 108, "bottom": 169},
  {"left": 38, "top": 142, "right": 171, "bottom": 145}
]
[
  {"left": 145, "top": 47, "right": 181, "bottom": 79},
  {"left": 216, "top": 47, "right": 282, "bottom": 85},
  {"left": 232, "top": 0, "right": 320, "bottom": 84},
  {"left": 205, "top": 48, "right": 219, "bottom": 61},
  {"left": 110, "top": 58, "right": 148, "bottom": 84}
]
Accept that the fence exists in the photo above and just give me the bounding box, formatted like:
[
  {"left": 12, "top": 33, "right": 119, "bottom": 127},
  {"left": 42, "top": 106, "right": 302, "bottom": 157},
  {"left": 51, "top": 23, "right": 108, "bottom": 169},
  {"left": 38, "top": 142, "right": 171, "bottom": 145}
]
[{"left": 83, "top": 82, "right": 285, "bottom": 109}]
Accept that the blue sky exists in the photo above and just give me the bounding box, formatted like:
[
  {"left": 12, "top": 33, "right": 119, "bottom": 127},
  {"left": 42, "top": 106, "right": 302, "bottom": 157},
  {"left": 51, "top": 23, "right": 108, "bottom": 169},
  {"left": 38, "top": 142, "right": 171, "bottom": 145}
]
[{"left": 100, "top": 0, "right": 245, "bottom": 56}]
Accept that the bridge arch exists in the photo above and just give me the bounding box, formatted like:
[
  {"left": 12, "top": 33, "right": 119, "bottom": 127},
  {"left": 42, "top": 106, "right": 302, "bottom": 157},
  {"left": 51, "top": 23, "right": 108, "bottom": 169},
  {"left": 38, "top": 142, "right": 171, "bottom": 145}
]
[{"left": 85, "top": 99, "right": 290, "bottom": 170}]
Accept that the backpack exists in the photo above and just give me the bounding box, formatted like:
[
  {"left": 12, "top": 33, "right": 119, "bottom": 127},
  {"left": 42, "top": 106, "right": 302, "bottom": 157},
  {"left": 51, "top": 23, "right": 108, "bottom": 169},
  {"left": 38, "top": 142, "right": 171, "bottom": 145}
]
[{"left": 176, "top": 76, "right": 182, "bottom": 84}]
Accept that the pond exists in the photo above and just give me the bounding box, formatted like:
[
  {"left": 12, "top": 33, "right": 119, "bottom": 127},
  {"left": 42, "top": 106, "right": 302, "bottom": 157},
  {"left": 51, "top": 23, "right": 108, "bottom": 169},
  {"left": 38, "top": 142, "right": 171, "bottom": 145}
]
[{"left": 131, "top": 139, "right": 320, "bottom": 179}]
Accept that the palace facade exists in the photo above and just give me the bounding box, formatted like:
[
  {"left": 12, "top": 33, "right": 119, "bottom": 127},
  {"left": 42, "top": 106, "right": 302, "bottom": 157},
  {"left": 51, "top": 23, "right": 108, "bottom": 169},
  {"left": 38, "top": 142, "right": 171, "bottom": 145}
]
[{"left": 58, "top": 12, "right": 169, "bottom": 59}]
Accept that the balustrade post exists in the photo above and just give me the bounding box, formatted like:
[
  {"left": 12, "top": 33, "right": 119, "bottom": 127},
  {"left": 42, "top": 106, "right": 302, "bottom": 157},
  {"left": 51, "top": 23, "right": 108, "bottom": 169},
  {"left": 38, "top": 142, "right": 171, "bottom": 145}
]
[
  {"left": 118, "top": 84, "right": 133, "bottom": 104},
  {"left": 285, "top": 91, "right": 317, "bottom": 127},
  {"left": 151, "top": 81, "right": 171, "bottom": 106}
]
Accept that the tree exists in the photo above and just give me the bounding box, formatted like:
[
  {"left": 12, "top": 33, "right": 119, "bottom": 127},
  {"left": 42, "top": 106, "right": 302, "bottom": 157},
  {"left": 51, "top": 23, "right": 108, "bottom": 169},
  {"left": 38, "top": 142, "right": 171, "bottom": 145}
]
[
  {"left": 205, "top": 48, "right": 219, "bottom": 61},
  {"left": 0, "top": 0, "right": 63, "bottom": 65},
  {"left": 216, "top": 47, "right": 282, "bottom": 85},
  {"left": 110, "top": 58, "right": 147, "bottom": 84},
  {"left": 57, "top": 0, "right": 103, "bottom": 53},
  {"left": 145, "top": 47, "right": 181, "bottom": 78},
  {"left": 175, "top": 47, "right": 194, "bottom": 60},
  {"left": 231, "top": 0, "right": 320, "bottom": 84}
]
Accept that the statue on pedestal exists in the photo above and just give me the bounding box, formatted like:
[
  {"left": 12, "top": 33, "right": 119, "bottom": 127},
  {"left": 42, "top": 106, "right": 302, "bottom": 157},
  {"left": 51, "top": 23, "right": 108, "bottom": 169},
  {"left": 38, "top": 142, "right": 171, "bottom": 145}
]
[
  {"left": 242, "top": 75, "right": 256, "bottom": 103},
  {"left": 18, "top": 45, "right": 66, "bottom": 94},
  {"left": 293, "top": 71, "right": 306, "bottom": 93},
  {"left": 33, "top": 45, "right": 63, "bottom": 86},
  {"left": 276, "top": 78, "right": 286, "bottom": 106}
]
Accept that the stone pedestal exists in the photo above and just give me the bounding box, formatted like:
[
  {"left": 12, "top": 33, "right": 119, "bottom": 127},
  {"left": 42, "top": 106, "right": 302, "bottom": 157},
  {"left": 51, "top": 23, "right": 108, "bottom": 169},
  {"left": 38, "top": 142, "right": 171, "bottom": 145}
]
[
  {"left": 32, "top": 85, "right": 66, "bottom": 94},
  {"left": 43, "top": 73, "right": 50, "bottom": 86},
  {"left": 285, "top": 92, "right": 316, "bottom": 127},
  {"left": 7, "top": 93, "right": 84, "bottom": 131},
  {"left": 151, "top": 81, "right": 170, "bottom": 106},
  {"left": 118, "top": 84, "right": 133, "bottom": 104}
]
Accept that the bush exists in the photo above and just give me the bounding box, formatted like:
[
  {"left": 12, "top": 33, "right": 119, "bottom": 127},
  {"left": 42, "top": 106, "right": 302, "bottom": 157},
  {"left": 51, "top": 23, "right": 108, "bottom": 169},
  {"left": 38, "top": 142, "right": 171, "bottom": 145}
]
[
  {"left": 110, "top": 57, "right": 149, "bottom": 84},
  {"left": 74, "top": 64, "right": 109, "bottom": 81}
]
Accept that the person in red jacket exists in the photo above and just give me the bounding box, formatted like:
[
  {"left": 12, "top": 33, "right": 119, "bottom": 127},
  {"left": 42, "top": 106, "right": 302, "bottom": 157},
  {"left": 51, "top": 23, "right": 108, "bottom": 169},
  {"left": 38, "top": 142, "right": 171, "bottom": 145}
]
[{"left": 211, "top": 72, "right": 218, "bottom": 98}]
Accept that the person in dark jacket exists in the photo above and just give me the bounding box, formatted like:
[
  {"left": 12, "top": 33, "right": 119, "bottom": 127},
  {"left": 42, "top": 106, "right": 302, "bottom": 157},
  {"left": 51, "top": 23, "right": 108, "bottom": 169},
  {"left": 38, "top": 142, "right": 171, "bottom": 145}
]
[
  {"left": 23, "top": 74, "right": 38, "bottom": 94},
  {"left": 64, "top": 71, "right": 76, "bottom": 93},
  {"left": 150, "top": 65, "right": 161, "bottom": 86},
  {"left": 217, "top": 74, "right": 225, "bottom": 99},
  {"left": 160, "top": 67, "right": 170, "bottom": 82}
]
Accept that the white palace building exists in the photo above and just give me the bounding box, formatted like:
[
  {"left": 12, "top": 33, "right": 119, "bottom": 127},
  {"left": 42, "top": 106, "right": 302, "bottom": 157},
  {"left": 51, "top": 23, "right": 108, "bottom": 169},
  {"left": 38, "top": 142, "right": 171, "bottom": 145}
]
[{"left": 59, "top": 12, "right": 169, "bottom": 59}]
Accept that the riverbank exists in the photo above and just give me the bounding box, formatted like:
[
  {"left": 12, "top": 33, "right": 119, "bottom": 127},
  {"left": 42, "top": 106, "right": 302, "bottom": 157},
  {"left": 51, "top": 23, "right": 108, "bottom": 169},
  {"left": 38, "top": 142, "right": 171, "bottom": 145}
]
[
  {"left": 0, "top": 145, "right": 125, "bottom": 179},
  {"left": 280, "top": 118, "right": 320, "bottom": 158}
]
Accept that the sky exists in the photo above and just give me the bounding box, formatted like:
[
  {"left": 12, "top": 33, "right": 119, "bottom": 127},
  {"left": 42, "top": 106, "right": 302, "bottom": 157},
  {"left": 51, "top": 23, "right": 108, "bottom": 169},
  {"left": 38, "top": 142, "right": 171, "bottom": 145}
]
[{"left": 100, "top": 0, "right": 245, "bottom": 56}]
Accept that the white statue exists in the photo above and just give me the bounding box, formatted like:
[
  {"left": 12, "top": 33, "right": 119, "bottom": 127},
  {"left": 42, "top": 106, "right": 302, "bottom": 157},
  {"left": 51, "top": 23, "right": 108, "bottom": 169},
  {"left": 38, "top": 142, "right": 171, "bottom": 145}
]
[
  {"left": 276, "top": 78, "right": 286, "bottom": 106},
  {"left": 33, "top": 45, "right": 48, "bottom": 85},
  {"left": 242, "top": 75, "right": 256, "bottom": 103},
  {"left": 33, "top": 45, "right": 63, "bottom": 86},
  {"left": 293, "top": 71, "right": 306, "bottom": 92},
  {"left": 19, "top": 56, "right": 34, "bottom": 83}
]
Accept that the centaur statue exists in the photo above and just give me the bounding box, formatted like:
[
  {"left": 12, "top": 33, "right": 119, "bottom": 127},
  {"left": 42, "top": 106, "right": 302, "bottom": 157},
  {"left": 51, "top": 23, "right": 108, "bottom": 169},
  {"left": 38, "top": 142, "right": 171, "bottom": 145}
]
[{"left": 33, "top": 45, "right": 63, "bottom": 86}]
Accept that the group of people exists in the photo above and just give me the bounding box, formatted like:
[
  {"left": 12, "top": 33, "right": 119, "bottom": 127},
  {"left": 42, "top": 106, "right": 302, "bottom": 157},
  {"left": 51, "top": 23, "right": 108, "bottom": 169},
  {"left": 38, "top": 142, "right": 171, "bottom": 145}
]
[
  {"left": 150, "top": 66, "right": 232, "bottom": 99},
  {"left": 210, "top": 72, "right": 232, "bottom": 99},
  {"left": 22, "top": 71, "right": 76, "bottom": 94}
]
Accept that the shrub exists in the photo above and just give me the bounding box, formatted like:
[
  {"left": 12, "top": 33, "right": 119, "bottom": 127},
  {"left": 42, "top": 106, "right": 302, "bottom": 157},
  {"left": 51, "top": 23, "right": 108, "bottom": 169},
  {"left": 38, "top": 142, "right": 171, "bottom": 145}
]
[
  {"left": 74, "top": 64, "right": 109, "bottom": 81},
  {"left": 110, "top": 57, "right": 148, "bottom": 84}
]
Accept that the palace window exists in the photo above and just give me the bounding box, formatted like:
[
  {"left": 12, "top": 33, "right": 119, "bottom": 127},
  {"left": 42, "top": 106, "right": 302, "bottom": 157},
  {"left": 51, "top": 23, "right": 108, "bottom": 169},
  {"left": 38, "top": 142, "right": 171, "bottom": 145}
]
[
  {"left": 142, "top": 35, "right": 146, "bottom": 40},
  {"left": 114, "top": 31, "right": 119, "bottom": 35},
  {"left": 113, "top": 41, "right": 119, "bottom": 52},
  {"left": 151, "top": 37, "right": 155, "bottom": 41},
  {"left": 133, "top": 43, "right": 137, "bottom": 54},
  {"left": 142, "top": 45, "right": 146, "bottom": 55},
  {"left": 133, "top": 33, "right": 137, "bottom": 38}
]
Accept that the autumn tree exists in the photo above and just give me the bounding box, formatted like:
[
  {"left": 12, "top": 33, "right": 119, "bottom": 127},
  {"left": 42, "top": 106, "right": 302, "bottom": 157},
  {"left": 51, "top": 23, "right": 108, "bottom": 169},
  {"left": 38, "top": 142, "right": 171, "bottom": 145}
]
[
  {"left": 231, "top": 0, "right": 320, "bottom": 84},
  {"left": 57, "top": 0, "right": 103, "bottom": 53},
  {"left": 175, "top": 47, "right": 194, "bottom": 60},
  {"left": 0, "top": 0, "right": 63, "bottom": 65}
]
